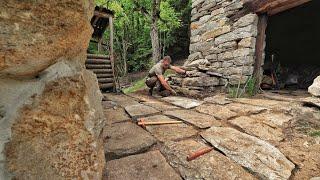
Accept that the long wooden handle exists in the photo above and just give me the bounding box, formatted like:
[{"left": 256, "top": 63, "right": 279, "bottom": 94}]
[
  {"left": 137, "top": 120, "right": 182, "bottom": 126},
  {"left": 187, "top": 147, "right": 214, "bottom": 161}
]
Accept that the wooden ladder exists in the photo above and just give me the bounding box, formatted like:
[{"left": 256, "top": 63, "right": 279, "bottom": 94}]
[{"left": 86, "top": 54, "right": 116, "bottom": 91}]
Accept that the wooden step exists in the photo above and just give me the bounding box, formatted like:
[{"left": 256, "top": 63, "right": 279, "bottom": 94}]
[
  {"left": 86, "top": 59, "right": 111, "bottom": 64},
  {"left": 85, "top": 64, "right": 112, "bottom": 69},
  {"left": 99, "top": 83, "right": 114, "bottom": 89},
  {"left": 87, "top": 54, "right": 109, "bottom": 59},
  {"left": 90, "top": 69, "right": 113, "bottom": 74},
  {"left": 96, "top": 73, "right": 114, "bottom": 78},
  {"left": 98, "top": 78, "right": 113, "bottom": 83}
]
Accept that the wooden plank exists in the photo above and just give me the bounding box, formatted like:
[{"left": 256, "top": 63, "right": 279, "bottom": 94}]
[
  {"left": 109, "top": 16, "right": 116, "bottom": 92},
  {"left": 97, "top": 78, "right": 113, "bottom": 83},
  {"left": 244, "top": 0, "right": 310, "bottom": 15},
  {"left": 90, "top": 69, "right": 113, "bottom": 74},
  {"left": 87, "top": 54, "right": 109, "bottom": 59},
  {"left": 268, "top": 0, "right": 311, "bottom": 15},
  {"left": 85, "top": 64, "right": 112, "bottom": 69},
  {"left": 96, "top": 74, "right": 113, "bottom": 78},
  {"left": 99, "top": 83, "right": 114, "bottom": 89},
  {"left": 86, "top": 59, "right": 111, "bottom": 64},
  {"left": 253, "top": 14, "right": 268, "bottom": 94},
  {"left": 94, "top": 11, "right": 111, "bottom": 19}
]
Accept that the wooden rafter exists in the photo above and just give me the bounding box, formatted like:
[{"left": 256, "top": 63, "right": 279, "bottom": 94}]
[{"left": 244, "top": 0, "right": 311, "bottom": 15}]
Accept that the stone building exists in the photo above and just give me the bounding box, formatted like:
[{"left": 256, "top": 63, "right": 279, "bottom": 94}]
[{"left": 171, "top": 0, "right": 319, "bottom": 94}]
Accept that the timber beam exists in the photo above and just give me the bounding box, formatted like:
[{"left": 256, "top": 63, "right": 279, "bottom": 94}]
[{"left": 243, "top": 0, "right": 311, "bottom": 15}]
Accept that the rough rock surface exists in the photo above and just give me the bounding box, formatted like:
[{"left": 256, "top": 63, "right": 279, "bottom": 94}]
[
  {"left": 124, "top": 104, "right": 159, "bottom": 118},
  {"left": 161, "top": 139, "right": 256, "bottom": 180},
  {"left": 203, "top": 94, "right": 232, "bottom": 105},
  {"left": 143, "top": 115, "right": 198, "bottom": 142},
  {"left": 196, "top": 104, "right": 237, "bottom": 120},
  {"left": 0, "top": 0, "right": 94, "bottom": 78},
  {"left": 200, "top": 127, "right": 295, "bottom": 180},
  {"left": 250, "top": 112, "right": 292, "bottom": 127},
  {"left": 105, "top": 151, "right": 182, "bottom": 180},
  {"left": 162, "top": 96, "right": 203, "bottom": 109},
  {"left": 103, "top": 122, "right": 156, "bottom": 160},
  {"left": 225, "top": 103, "right": 267, "bottom": 116},
  {"left": 308, "top": 76, "right": 320, "bottom": 96},
  {"left": 230, "top": 116, "right": 284, "bottom": 142},
  {"left": 164, "top": 109, "right": 221, "bottom": 128},
  {"left": 0, "top": 0, "right": 106, "bottom": 179}
]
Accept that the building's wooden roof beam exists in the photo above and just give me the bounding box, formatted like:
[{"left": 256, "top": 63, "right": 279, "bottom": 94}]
[{"left": 244, "top": 0, "right": 311, "bottom": 15}]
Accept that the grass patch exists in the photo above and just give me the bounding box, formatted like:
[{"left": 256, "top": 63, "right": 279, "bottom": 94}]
[
  {"left": 122, "top": 77, "right": 147, "bottom": 94},
  {"left": 309, "top": 130, "right": 320, "bottom": 137}
]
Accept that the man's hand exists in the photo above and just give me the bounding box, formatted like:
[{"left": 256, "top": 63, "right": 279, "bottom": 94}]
[
  {"left": 170, "top": 89, "right": 177, "bottom": 96},
  {"left": 170, "top": 66, "right": 186, "bottom": 75}
]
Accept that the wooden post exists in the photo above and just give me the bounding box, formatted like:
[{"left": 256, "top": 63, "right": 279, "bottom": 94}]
[
  {"left": 253, "top": 14, "right": 268, "bottom": 94},
  {"left": 97, "top": 37, "right": 103, "bottom": 53},
  {"left": 109, "top": 15, "right": 116, "bottom": 92}
]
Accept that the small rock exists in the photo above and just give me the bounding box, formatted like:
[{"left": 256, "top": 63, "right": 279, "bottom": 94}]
[{"left": 308, "top": 76, "right": 320, "bottom": 96}]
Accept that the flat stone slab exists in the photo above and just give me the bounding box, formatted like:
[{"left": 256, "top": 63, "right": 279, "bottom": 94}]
[
  {"left": 250, "top": 112, "right": 292, "bottom": 126},
  {"left": 143, "top": 115, "right": 198, "bottom": 142},
  {"left": 225, "top": 103, "right": 267, "bottom": 116},
  {"left": 124, "top": 104, "right": 160, "bottom": 118},
  {"left": 126, "top": 93, "right": 156, "bottom": 102},
  {"left": 162, "top": 96, "right": 203, "bottom": 109},
  {"left": 200, "top": 127, "right": 295, "bottom": 180},
  {"left": 301, "top": 97, "right": 320, "bottom": 108},
  {"left": 195, "top": 104, "right": 237, "bottom": 120},
  {"left": 103, "top": 122, "right": 156, "bottom": 160},
  {"left": 104, "top": 107, "right": 130, "bottom": 125},
  {"left": 204, "top": 94, "right": 232, "bottom": 105},
  {"left": 104, "top": 93, "right": 140, "bottom": 107},
  {"left": 229, "top": 116, "right": 284, "bottom": 142},
  {"left": 231, "top": 98, "right": 292, "bottom": 113},
  {"left": 142, "top": 100, "right": 179, "bottom": 112},
  {"left": 161, "top": 139, "right": 256, "bottom": 180},
  {"left": 164, "top": 109, "right": 221, "bottom": 129},
  {"left": 105, "top": 151, "right": 182, "bottom": 180}
]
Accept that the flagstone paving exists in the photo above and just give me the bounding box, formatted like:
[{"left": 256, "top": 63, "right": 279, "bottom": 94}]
[
  {"left": 103, "top": 92, "right": 320, "bottom": 180},
  {"left": 124, "top": 104, "right": 160, "bottom": 118},
  {"left": 164, "top": 109, "right": 222, "bottom": 128},
  {"left": 162, "top": 96, "right": 203, "bottom": 109},
  {"left": 142, "top": 115, "right": 198, "bottom": 142},
  {"left": 105, "top": 151, "right": 182, "bottom": 180}
]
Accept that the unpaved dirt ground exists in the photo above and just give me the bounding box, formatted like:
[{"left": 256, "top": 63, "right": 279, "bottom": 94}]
[{"left": 102, "top": 91, "right": 320, "bottom": 180}]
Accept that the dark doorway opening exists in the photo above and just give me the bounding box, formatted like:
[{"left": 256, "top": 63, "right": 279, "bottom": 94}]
[{"left": 263, "top": 1, "right": 320, "bottom": 90}]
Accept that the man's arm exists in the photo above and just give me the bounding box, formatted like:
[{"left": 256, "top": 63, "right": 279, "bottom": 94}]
[
  {"left": 157, "top": 75, "right": 173, "bottom": 91},
  {"left": 170, "top": 66, "right": 186, "bottom": 74}
]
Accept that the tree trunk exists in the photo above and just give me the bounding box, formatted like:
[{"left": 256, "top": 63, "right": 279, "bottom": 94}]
[{"left": 151, "top": 0, "right": 161, "bottom": 63}]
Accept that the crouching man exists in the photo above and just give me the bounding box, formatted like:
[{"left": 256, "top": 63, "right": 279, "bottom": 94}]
[{"left": 146, "top": 56, "right": 186, "bottom": 96}]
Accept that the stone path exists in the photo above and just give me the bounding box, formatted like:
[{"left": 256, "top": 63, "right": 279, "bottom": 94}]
[{"left": 102, "top": 92, "right": 320, "bottom": 180}]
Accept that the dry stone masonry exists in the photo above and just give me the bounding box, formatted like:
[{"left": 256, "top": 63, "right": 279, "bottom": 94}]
[
  {"left": 171, "top": 0, "right": 259, "bottom": 93},
  {"left": 0, "top": 0, "right": 106, "bottom": 179}
]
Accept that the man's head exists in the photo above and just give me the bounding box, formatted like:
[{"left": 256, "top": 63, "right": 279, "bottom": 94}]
[{"left": 161, "top": 56, "right": 171, "bottom": 69}]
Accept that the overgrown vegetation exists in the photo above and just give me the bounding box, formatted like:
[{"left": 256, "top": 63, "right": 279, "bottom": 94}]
[
  {"left": 309, "top": 130, "right": 320, "bottom": 137},
  {"left": 228, "top": 77, "right": 256, "bottom": 98},
  {"left": 92, "top": 0, "right": 191, "bottom": 76}
]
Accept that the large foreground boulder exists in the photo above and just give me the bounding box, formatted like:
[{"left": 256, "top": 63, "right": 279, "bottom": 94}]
[
  {"left": 308, "top": 76, "right": 320, "bottom": 96},
  {"left": 0, "top": 0, "right": 106, "bottom": 179}
]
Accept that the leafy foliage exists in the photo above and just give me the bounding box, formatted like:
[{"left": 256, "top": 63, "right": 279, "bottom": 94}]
[{"left": 93, "top": 0, "right": 188, "bottom": 75}]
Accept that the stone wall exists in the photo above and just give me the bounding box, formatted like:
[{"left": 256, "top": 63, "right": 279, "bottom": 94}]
[
  {"left": 0, "top": 0, "right": 106, "bottom": 179},
  {"left": 171, "top": 0, "right": 259, "bottom": 94}
]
